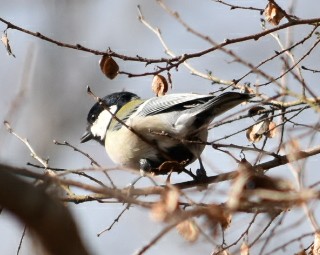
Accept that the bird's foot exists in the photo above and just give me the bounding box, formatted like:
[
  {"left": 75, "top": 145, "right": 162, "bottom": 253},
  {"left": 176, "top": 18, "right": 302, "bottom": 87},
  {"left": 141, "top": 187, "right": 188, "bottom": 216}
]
[
  {"left": 139, "top": 158, "right": 153, "bottom": 176},
  {"left": 195, "top": 159, "right": 208, "bottom": 181},
  {"left": 195, "top": 168, "right": 207, "bottom": 181}
]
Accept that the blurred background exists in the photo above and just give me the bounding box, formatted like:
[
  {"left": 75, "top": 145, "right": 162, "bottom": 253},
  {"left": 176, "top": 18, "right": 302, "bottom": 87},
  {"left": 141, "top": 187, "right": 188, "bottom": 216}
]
[{"left": 1, "top": 0, "right": 320, "bottom": 254}]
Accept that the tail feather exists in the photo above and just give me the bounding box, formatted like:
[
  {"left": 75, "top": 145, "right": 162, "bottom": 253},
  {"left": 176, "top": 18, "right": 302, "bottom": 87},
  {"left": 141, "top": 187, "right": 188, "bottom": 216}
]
[
  {"left": 208, "top": 92, "right": 253, "bottom": 117},
  {"left": 189, "top": 92, "right": 252, "bottom": 129}
]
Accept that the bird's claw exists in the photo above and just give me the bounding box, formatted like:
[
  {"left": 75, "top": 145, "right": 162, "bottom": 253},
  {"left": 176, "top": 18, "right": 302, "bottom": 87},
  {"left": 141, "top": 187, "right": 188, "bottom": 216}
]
[
  {"left": 139, "top": 158, "right": 153, "bottom": 176},
  {"left": 196, "top": 167, "right": 207, "bottom": 181}
]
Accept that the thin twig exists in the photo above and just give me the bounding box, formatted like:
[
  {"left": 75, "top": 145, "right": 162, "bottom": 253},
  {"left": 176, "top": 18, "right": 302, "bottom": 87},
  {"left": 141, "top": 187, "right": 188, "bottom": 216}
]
[
  {"left": 16, "top": 225, "right": 27, "bottom": 255},
  {"left": 97, "top": 204, "right": 130, "bottom": 237},
  {"left": 4, "top": 121, "right": 48, "bottom": 168},
  {"left": 135, "top": 223, "right": 176, "bottom": 255}
]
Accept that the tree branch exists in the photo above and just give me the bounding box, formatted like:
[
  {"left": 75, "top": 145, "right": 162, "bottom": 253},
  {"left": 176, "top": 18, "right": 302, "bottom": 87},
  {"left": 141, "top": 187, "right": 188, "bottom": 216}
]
[{"left": 0, "top": 167, "right": 90, "bottom": 255}]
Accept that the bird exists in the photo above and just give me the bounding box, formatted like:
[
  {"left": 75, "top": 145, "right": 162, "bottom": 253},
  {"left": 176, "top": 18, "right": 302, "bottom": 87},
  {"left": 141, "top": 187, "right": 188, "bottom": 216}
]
[{"left": 81, "top": 91, "right": 252, "bottom": 178}]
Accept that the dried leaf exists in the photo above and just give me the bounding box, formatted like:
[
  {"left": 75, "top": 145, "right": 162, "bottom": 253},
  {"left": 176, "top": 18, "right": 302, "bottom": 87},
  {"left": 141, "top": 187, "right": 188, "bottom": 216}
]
[
  {"left": 286, "top": 139, "right": 302, "bottom": 163},
  {"left": 228, "top": 159, "right": 279, "bottom": 209},
  {"left": 99, "top": 55, "right": 119, "bottom": 79},
  {"left": 164, "top": 187, "right": 180, "bottom": 213},
  {"left": 152, "top": 74, "right": 168, "bottom": 96},
  {"left": 313, "top": 231, "right": 320, "bottom": 255},
  {"left": 220, "top": 211, "right": 232, "bottom": 230},
  {"left": 176, "top": 219, "right": 199, "bottom": 242},
  {"left": 1, "top": 33, "right": 15, "bottom": 57},
  {"left": 150, "top": 186, "right": 180, "bottom": 222},
  {"left": 228, "top": 165, "right": 252, "bottom": 210},
  {"left": 156, "top": 160, "right": 187, "bottom": 175},
  {"left": 246, "top": 115, "right": 270, "bottom": 143},
  {"left": 204, "top": 205, "right": 232, "bottom": 236},
  {"left": 240, "top": 241, "right": 250, "bottom": 255},
  {"left": 246, "top": 174, "right": 294, "bottom": 192},
  {"left": 266, "top": 121, "right": 277, "bottom": 138},
  {"left": 264, "top": 2, "right": 285, "bottom": 26},
  {"left": 246, "top": 125, "right": 263, "bottom": 143}
]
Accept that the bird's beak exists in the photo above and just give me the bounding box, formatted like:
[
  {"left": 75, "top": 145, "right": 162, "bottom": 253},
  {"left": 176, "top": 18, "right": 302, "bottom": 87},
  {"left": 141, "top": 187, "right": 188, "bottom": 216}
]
[{"left": 80, "top": 130, "right": 94, "bottom": 143}]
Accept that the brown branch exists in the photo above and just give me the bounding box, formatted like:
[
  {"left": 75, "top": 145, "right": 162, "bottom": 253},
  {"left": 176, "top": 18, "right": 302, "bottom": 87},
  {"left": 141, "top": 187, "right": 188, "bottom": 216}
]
[
  {"left": 0, "top": 17, "right": 165, "bottom": 64},
  {"left": 1, "top": 16, "right": 320, "bottom": 77},
  {"left": 4, "top": 121, "right": 48, "bottom": 168},
  {"left": 214, "top": 0, "right": 264, "bottom": 13},
  {"left": 256, "top": 37, "right": 320, "bottom": 88},
  {"left": 53, "top": 140, "right": 101, "bottom": 167},
  {"left": 236, "top": 25, "right": 318, "bottom": 85},
  {"left": 0, "top": 167, "right": 90, "bottom": 255},
  {"left": 97, "top": 204, "right": 130, "bottom": 236},
  {"left": 3, "top": 144, "right": 320, "bottom": 200}
]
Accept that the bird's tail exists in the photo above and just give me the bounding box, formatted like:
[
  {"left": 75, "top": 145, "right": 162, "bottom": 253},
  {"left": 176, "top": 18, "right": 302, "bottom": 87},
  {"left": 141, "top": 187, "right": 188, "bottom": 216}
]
[
  {"left": 208, "top": 92, "right": 253, "bottom": 117},
  {"left": 193, "top": 92, "right": 253, "bottom": 126}
]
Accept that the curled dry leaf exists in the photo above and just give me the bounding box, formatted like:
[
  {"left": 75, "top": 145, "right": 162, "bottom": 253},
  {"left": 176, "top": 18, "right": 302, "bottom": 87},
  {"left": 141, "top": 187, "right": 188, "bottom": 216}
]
[
  {"left": 228, "top": 160, "right": 253, "bottom": 210},
  {"left": 240, "top": 241, "right": 250, "bottom": 255},
  {"left": 237, "top": 159, "right": 294, "bottom": 192},
  {"left": 150, "top": 186, "right": 180, "bottom": 222},
  {"left": 220, "top": 210, "right": 232, "bottom": 230},
  {"left": 286, "top": 139, "right": 302, "bottom": 163},
  {"left": 313, "top": 231, "right": 320, "bottom": 255},
  {"left": 246, "top": 126, "right": 263, "bottom": 143},
  {"left": 264, "top": 2, "right": 285, "bottom": 26},
  {"left": 204, "top": 205, "right": 232, "bottom": 235},
  {"left": 246, "top": 117, "right": 269, "bottom": 143},
  {"left": 99, "top": 55, "right": 119, "bottom": 79},
  {"left": 176, "top": 219, "right": 199, "bottom": 243},
  {"left": 156, "top": 160, "right": 186, "bottom": 175},
  {"left": 152, "top": 74, "right": 168, "bottom": 97},
  {"left": 246, "top": 115, "right": 277, "bottom": 143},
  {"left": 266, "top": 121, "right": 277, "bottom": 138},
  {"left": 1, "top": 33, "right": 15, "bottom": 57},
  {"left": 246, "top": 174, "right": 294, "bottom": 192}
]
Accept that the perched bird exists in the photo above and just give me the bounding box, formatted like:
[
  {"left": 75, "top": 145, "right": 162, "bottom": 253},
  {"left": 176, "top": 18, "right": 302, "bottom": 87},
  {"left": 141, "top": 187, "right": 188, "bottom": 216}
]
[{"left": 81, "top": 91, "right": 251, "bottom": 177}]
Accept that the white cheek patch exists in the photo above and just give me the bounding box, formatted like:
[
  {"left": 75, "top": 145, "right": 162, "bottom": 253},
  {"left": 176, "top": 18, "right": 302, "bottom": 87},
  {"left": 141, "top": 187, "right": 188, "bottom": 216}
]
[{"left": 90, "top": 105, "right": 117, "bottom": 140}]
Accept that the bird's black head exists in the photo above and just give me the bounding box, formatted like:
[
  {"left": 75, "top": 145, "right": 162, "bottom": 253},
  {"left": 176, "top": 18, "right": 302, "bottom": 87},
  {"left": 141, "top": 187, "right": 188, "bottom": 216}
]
[{"left": 80, "top": 91, "right": 140, "bottom": 144}]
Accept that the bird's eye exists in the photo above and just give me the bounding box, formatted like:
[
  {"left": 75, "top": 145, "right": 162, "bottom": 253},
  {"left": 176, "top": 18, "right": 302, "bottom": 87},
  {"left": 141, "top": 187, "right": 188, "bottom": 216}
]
[{"left": 89, "top": 114, "right": 96, "bottom": 123}]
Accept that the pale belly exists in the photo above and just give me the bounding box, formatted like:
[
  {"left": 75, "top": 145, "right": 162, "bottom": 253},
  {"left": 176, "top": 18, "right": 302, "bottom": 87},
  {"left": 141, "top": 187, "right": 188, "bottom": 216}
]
[{"left": 104, "top": 127, "right": 207, "bottom": 170}]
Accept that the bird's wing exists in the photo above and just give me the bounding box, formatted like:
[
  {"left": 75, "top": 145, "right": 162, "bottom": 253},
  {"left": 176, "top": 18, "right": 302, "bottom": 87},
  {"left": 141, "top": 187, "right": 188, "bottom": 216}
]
[{"left": 136, "top": 93, "right": 214, "bottom": 117}]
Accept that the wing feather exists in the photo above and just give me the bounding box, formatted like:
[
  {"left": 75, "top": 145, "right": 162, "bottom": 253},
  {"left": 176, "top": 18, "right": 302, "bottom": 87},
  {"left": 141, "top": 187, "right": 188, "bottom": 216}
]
[{"left": 137, "top": 93, "right": 214, "bottom": 117}]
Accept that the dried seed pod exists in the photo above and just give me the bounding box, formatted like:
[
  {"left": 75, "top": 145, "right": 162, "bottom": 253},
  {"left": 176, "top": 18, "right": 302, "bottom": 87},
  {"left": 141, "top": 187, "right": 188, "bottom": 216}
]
[
  {"left": 152, "top": 74, "right": 168, "bottom": 97},
  {"left": 99, "top": 55, "right": 119, "bottom": 79}
]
